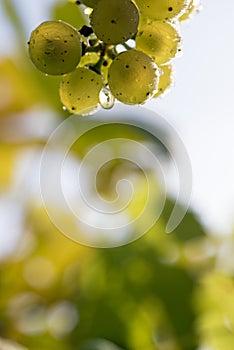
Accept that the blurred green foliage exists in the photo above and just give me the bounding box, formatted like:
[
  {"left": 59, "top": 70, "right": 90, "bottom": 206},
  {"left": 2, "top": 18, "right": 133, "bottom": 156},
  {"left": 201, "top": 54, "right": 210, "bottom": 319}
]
[{"left": 0, "top": 1, "right": 234, "bottom": 350}]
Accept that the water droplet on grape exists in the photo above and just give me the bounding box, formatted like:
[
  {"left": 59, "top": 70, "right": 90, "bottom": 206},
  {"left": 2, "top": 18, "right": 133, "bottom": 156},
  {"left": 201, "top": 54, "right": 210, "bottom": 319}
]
[
  {"left": 125, "top": 39, "right": 136, "bottom": 48},
  {"left": 158, "top": 68, "right": 164, "bottom": 77},
  {"left": 99, "top": 87, "right": 115, "bottom": 109},
  {"left": 84, "top": 7, "right": 92, "bottom": 15},
  {"left": 62, "top": 105, "right": 67, "bottom": 111},
  {"left": 115, "top": 44, "right": 127, "bottom": 54}
]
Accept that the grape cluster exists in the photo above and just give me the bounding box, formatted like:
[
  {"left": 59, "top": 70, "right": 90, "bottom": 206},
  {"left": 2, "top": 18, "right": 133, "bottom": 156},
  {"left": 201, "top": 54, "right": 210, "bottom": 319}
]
[{"left": 28, "top": 0, "right": 199, "bottom": 115}]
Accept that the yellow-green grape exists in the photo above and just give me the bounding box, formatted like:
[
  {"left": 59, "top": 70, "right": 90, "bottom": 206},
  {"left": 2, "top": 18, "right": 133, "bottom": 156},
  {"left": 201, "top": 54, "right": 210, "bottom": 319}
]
[
  {"left": 90, "top": 0, "right": 139, "bottom": 44},
  {"left": 108, "top": 50, "right": 159, "bottom": 104},
  {"left": 60, "top": 67, "right": 103, "bottom": 115},
  {"left": 28, "top": 21, "right": 82, "bottom": 75},
  {"left": 136, "top": 20, "right": 181, "bottom": 65},
  {"left": 154, "top": 64, "right": 174, "bottom": 97},
  {"left": 179, "top": 0, "right": 200, "bottom": 21},
  {"left": 82, "top": 0, "right": 99, "bottom": 7},
  {"left": 134, "top": 0, "right": 189, "bottom": 20}
]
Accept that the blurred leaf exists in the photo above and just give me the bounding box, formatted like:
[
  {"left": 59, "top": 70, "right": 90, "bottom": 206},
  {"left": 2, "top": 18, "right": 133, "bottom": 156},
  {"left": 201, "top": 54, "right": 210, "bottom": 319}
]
[
  {"left": 0, "top": 337, "right": 27, "bottom": 350},
  {"left": 80, "top": 338, "right": 124, "bottom": 350},
  {"left": 0, "top": 58, "right": 40, "bottom": 116},
  {"left": 195, "top": 272, "right": 234, "bottom": 350},
  {"left": 0, "top": 199, "right": 210, "bottom": 350},
  {"left": 70, "top": 121, "right": 169, "bottom": 159},
  {"left": 0, "top": 143, "right": 18, "bottom": 189},
  {"left": 162, "top": 198, "right": 206, "bottom": 241}
]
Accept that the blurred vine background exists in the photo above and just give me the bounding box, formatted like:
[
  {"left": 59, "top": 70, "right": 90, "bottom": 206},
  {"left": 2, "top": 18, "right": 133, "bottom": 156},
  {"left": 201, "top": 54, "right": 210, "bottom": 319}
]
[{"left": 0, "top": 1, "right": 234, "bottom": 350}]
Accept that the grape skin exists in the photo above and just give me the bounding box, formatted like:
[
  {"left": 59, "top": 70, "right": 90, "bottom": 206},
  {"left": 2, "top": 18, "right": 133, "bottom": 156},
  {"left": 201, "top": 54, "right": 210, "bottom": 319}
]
[
  {"left": 179, "top": 0, "right": 200, "bottom": 21},
  {"left": 108, "top": 50, "right": 159, "bottom": 105},
  {"left": 136, "top": 20, "right": 181, "bottom": 65},
  {"left": 154, "top": 64, "right": 174, "bottom": 97},
  {"left": 82, "top": 0, "right": 99, "bottom": 7},
  {"left": 134, "top": 0, "right": 190, "bottom": 20},
  {"left": 28, "top": 21, "right": 82, "bottom": 75},
  {"left": 59, "top": 67, "right": 103, "bottom": 115},
  {"left": 91, "top": 0, "right": 139, "bottom": 44}
]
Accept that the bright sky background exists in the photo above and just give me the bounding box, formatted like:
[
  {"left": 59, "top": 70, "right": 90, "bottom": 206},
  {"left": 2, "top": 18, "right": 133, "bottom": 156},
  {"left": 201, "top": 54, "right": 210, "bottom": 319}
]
[
  {"left": 0, "top": 0, "right": 234, "bottom": 236},
  {"left": 148, "top": 0, "right": 234, "bottom": 235}
]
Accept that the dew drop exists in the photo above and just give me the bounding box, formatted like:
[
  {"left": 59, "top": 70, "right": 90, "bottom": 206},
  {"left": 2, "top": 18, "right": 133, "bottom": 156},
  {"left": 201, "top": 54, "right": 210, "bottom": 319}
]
[
  {"left": 115, "top": 44, "right": 127, "bottom": 54},
  {"left": 99, "top": 87, "right": 115, "bottom": 109},
  {"left": 158, "top": 68, "right": 164, "bottom": 77},
  {"left": 84, "top": 7, "right": 92, "bottom": 15},
  {"left": 125, "top": 39, "right": 135, "bottom": 49}
]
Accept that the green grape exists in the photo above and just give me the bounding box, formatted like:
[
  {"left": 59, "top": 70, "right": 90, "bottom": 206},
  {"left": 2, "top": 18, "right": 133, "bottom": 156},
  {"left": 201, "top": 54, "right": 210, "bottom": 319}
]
[
  {"left": 136, "top": 20, "right": 181, "bottom": 65},
  {"left": 154, "top": 64, "right": 174, "bottom": 97},
  {"left": 108, "top": 50, "right": 159, "bottom": 104},
  {"left": 59, "top": 67, "right": 103, "bottom": 115},
  {"left": 90, "top": 0, "right": 139, "bottom": 44},
  {"left": 179, "top": 0, "right": 200, "bottom": 21},
  {"left": 134, "top": 0, "right": 189, "bottom": 20},
  {"left": 28, "top": 21, "right": 82, "bottom": 75},
  {"left": 82, "top": 0, "right": 99, "bottom": 7}
]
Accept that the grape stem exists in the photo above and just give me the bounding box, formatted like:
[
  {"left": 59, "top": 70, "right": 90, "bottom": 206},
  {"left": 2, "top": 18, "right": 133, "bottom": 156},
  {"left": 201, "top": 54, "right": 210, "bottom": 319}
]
[
  {"left": 122, "top": 43, "right": 133, "bottom": 51},
  {"left": 89, "top": 55, "right": 105, "bottom": 75},
  {"left": 87, "top": 43, "right": 117, "bottom": 74}
]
